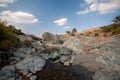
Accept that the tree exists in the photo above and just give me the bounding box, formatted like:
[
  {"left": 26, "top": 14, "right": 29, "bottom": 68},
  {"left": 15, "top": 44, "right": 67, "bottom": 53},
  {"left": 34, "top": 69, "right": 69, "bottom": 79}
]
[
  {"left": 72, "top": 28, "right": 77, "bottom": 34},
  {"left": 66, "top": 31, "right": 71, "bottom": 34},
  {"left": 112, "top": 15, "right": 120, "bottom": 24}
]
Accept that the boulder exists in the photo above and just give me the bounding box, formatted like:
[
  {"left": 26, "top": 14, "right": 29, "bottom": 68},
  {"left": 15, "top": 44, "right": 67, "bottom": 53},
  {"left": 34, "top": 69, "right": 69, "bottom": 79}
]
[
  {"left": 40, "top": 53, "right": 50, "bottom": 60},
  {"left": 51, "top": 51, "right": 60, "bottom": 59},
  {"left": 18, "top": 35, "right": 33, "bottom": 42},
  {"left": 60, "top": 56, "right": 68, "bottom": 63},
  {"left": 0, "top": 65, "right": 15, "bottom": 80},
  {"left": 30, "top": 75, "right": 37, "bottom": 80},
  {"left": 94, "top": 35, "right": 120, "bottom": 80},
  {"left": 64, "top": 61, "right": 70, "bottom": 66},
  {"left": 63, "top": 35, "right": 96, "bottom": 54},
  {"left": 42, "top": 32, "right": 56, "bottom": 44},
  {"left": 15, "top": 56, "right": 45, "bottom": 75},
  {"left": 32, "top": 41, "right": 45, "bottom": 50},
  {"left": 59, "top": 47, "right": 73, "bottom": 55}
]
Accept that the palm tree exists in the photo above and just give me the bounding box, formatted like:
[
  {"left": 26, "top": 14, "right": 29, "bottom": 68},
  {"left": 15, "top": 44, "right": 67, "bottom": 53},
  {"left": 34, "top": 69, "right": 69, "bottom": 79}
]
[{"left": 112, "top": 15, "right": 120, "bottom": 24}]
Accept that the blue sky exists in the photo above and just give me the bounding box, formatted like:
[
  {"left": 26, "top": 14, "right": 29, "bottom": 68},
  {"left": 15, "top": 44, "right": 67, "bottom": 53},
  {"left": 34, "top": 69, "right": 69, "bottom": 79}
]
[{"left": 0, "top": 0, "right": 120, "bottom": 36}]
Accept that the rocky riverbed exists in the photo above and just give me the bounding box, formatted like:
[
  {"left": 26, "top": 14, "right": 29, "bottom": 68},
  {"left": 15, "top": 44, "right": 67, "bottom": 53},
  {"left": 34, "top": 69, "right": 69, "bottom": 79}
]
[{"left": 0, "top": 32, "right": 120, "bottom": 80}]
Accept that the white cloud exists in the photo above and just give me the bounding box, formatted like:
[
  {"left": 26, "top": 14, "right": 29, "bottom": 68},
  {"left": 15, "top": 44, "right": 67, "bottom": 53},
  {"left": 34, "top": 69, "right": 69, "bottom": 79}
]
[
  {"left": 54, "top": 18, "right": 67, "bottom": 26},
  {"left": 77, "top": 8, "right": 89, "bottom": 15},
  {"left": 77, "top": 0, "right": 120, "bottom": 15},
  {"left": 85, "top": 0, "right": 97, "bottom": 4},
  {"left": 0, "top": 0, "right": 17, "bottom": 7},
  {"left": 89, "top": 3, "right": 98, "bottom": 11},
  {"left": 0, "top": 10, "right": 38, "bottom": 24},
  {"left": 98, "top": 0, "right": 120, "bottom": 14},
  {"left": 64, "top": 26, "right": 70, "bottom": 29}
]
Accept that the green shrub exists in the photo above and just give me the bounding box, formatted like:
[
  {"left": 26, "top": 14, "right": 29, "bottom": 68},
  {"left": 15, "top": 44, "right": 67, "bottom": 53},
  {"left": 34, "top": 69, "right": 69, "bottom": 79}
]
[
  {"left": 0, "top": 19, "right": 20, "bottom": 51},
  {"left": 101, "top": 24, "right": 120, "bottom": 34}
]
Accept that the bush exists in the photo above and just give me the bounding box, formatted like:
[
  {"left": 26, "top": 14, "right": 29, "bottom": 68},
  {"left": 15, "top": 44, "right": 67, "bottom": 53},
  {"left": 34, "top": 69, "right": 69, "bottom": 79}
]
[
  {"left": 0, "top": 19, "right": 20, "bottom": 51},
  {"left": 71, "top": 33, "right": 75, "bottom": 36},
  {"left": 101, "top": 24, "right": 120, "bottom": 35},
  {"left": 24, "top": 40, "right": 32, "bottom": 47},
  {"left": 66, "top": 31, "right": 71, "bottom": 34},
  {"left": 94, "top": 33, "right": 99, "bottom": 37},
  {"left": 0, "top": 40, "right": 12, "bottom": 51},
  {"left": 72, "top": 28, "right": 77, "bottom": 34},
  {"left": 103, "top": 33, "right": 107, "bottom": 37}
]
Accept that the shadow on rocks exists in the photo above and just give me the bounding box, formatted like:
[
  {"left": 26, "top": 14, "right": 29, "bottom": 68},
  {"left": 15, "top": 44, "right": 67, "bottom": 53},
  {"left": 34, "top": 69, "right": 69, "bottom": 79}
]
[{"left": 36, "top": 59, "right": 94, "bottom": 80}]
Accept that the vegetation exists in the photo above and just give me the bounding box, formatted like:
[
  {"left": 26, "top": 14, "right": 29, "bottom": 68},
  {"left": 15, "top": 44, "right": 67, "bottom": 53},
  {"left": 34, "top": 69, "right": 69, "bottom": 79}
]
[
  {"left": 66, "top": 31, "right": 71, "bottom": 34},
  {"left": 65, "top": 28, "right": 77, "bottom": 36},
  {"left": 72, "top": 28, "right": 77, "bottom": 34},
  {"left": 112, "top": 15, "right": 120, "bottom": 24},
  {"left": 71, "top": 33, "right": 75, "bottom": 36},
  {"left": 0, "top": 19, "right": 25, "bottom": 67},
  {"left": 100, "top": 16, "right": 120, "bottom": 35},
  {"left": 0, "top": 19, "right": 24, "bottom": 51},
  {"left": 94, "top": 33, "right": 99, "bottom": 37},
  {"left": 24, "top": 39, "right": 32, "bottom": 47}
]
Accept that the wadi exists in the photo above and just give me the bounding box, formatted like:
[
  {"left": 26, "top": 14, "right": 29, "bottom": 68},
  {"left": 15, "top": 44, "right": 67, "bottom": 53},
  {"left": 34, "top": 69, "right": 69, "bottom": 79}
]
[{"left": 0, "top": 15, "right": 120, "bottom": 80}]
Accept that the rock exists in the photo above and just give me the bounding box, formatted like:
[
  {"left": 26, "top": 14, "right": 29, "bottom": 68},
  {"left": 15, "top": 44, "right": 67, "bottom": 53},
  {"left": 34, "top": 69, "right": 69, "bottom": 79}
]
[
  {"left": 51, "top": 51, "right": 60, "bottom": 59},
  {"left": 15, "top": 56, "right": 45, "bottom": 75},
  {"left": 60, "top": 56, "right": 68, "bottom": 63},
  {"left": 18, "top": 35, "right": 33, "bottom": 42},
  {"left": 30, "top": 75, "right": 37, "bottom": 80},
  {"left": 16, "top": 77, "right": 22, "bottom": 80},
  {"left": 8, "top": 78, "right": 15, "bottom": 80},
  {"left": 95, "top": 56, "right": 106, "bottom": 65},
  {"left": 40, "top": 53, "right": 50, "bottom": 60},
  {"left": 63, "top": 35, "right": 96, "bottom": 54},
  {"left": 32, "top": 41, "right": 45, "bottom": 50},
  {"left": 69, "top": 56, "right": 75, "bottom": 64},
  {"left": 94, "top": 35, "right": 120, "bottom": 80},
  {"left": 94, "top": 69, "right": 120, "bottom": 80},
  {"left": 64, "top": 61, "right": 70, "bottom": 66},
  {"left": 63, "top": 37, "right": 85, "bottom": 54},
  {"left": 59, "top": 47, "right": 73, "bottom": 55},
  {"left": 42, "top": 32, "right": 56, "bottom": 44},
  {"left": 0, "top": 65, "right": 15, "bottom": 80},
  {"left": 55, "top": 37, "right": 64, "bottom": 44},
  {"left": 13, "top": 47, "right": 37, "bottom": 58}
]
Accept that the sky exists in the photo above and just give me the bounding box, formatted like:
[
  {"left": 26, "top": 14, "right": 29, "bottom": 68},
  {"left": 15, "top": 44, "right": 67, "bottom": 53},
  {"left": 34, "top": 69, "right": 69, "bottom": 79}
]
[{"left": 0, "top": 0, "right": 120, "bottom": 36}]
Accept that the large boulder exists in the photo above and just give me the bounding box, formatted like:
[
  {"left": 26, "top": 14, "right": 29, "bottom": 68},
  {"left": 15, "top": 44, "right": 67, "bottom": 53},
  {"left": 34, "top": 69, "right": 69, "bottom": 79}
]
[
  {"left": 59, "top": 47, "right": 73, "bottom": 55},
  {"left": 0, "top": 65, "right": 15, "bottom": 80},
  {"left": 63, "top": 35, "right": 96, "bottom": 54},
  {"left": 15, "top": 56, "right": 45, "bottom": 76},
  {"left": 94, "top": 35, "right": 120, "bottom": 80},
  {"left": 42, "top": 32, "right": 56, "bottom": 44},
  {"left": 18, "top": 35, "right": 33, "bottom": 42},
  {"left": 32, "top": 41, "right": 45, "bottom": 50}
]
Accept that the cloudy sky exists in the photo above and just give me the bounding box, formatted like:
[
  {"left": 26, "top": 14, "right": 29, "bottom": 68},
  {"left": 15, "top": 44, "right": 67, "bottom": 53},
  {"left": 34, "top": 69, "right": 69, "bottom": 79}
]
[{"left": 0, "top": 0, "right": 120, "bottom": 36}]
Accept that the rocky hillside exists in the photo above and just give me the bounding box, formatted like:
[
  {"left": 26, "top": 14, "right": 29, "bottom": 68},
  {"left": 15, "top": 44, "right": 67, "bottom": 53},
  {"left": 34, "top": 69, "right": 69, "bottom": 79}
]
[{"left": 0, "top": 19, "right": 120, "bottom": 80}]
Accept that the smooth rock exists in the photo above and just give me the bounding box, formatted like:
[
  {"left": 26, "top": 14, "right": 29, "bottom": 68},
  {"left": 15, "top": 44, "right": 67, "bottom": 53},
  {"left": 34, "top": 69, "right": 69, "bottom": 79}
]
[
  {"left": 30, "top": 75, "right": 37, "bottom": 80},
  {"left": 60, "top": 56, "right": 68, "bottom": 63},
  {"left": 15, "top": 56, "right": 45, "bottom": 75},
  {"left": 0, "top": 65, "right": 15, "bottom": 80},
  {"left": 52, "top": 51, "right": 59, "bottom": 59}
]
